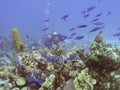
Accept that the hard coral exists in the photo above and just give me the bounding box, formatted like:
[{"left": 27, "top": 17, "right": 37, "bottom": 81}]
[
  {"left": 74, "top": 68, "right": 96, "bottom": 90},
  {"left": 94, "top": 34, "right": 104, "bottom": 44}
]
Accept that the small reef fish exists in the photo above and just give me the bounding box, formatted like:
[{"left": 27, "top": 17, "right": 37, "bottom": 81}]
[
  {"left": 26, "top": 35, "right": 30, "bottom": 39},
  {"left": 77, "top": 25, "right": 87, "bottom": 28},
  {"left": 91, "top": 18, "right": 99, "bottom": 22},
  {"left": 55, "top": 34, "right": 67, "bottom": 41},
  {"left": 54, "top": 56, "right": 61, "bottom": 63},
  {"left": 100, "top": 25, "right": 106, "bottom": 29},
  {"left": 89, "top": 27, "right": 101, "bottom": 32},
  {"left": 25, "top": 75, "right": 35, "bottom": 83},
  {"left": 92, "top": 22, "right": 104, "bottom": 25},
  {"left": 81, "top": 11, "right": 86, "bottom": 14},
  {"left": 113, "top": 32, "right": 120, "bottom": 37},
  {"left": 67, "top": 36, "right": 73, "bottom": 39},
  {"left": 98, "top": 30, "right": 103, "bottom": 34},
  {"left": 61, "top": 14, "right": 69, "bottom": 21},
  {"left": 68, "top": 53, "right": 78, "bottom": 60},
  {"left": 69, "top": 27, "right": 75, "bottom": 32},
  {"left": 95, "top": 13, "right": 103, "bottom": 17},
  {"left": 15, "top": 57, "right": 20, "bottom": 65},
  {"left": 86, "top": 6, "right": 96, "bottom": 12},
  {"left": 0, "top": 36, "right": 2, "bottom": 40},
  {"left": 25, "top": 75, "right": 41, "bottom": 87},
  {"left": 70, "top": 32, "right": 76, "bottom": 36},
  {"left": 44, "top": 19, "right": 50, "bottom": 22},
  {"left": 47, "top": 56, "right": 54, "bottom": 62},
  {"left": 119, "top": 38, "right": 120, "bottom": 42},
  {"left": 4, "top": 52, "right": 10, "bottom": 58},
  {"left": 41, "top": 53, "right": 47, "bottom": 58},
  {"left": 75, "top": 36, "right": 84, "bottom": 40},
  {"left": 45, "top": 71, "right": 51, "bottom": 76},
  {"left": 44, "top": 41, "right": 51, "bottom": 49},
  {"left": 44, "top": 40, "right": 52, "bottom": 49},
  {"left": 83, "top": 13, "right": 89, "bottom": 18},
  {"left": 107, "top": 11, "right": 111, "bottom": 16},
  {"left": 117, "top": 27, "right": 120, "bottom": 30},
  {"left": 32, "top": 70, "right": 41, "bottom": 79},
  {"left": 61, "top": 35, "right": 68, "bottom": 40},
  {"left": 42, "top": 27, "right": 49, "bottom": 31},
  {"left": 45, "top": 55, "right": 60, "bottom": 62}
]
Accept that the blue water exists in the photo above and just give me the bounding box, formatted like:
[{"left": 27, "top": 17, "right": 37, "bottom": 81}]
[{"left": 0, "top": 0, "right": 120, "bottom": 47}]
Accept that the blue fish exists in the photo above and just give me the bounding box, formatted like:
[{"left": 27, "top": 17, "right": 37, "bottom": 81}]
[
  {"left": 77, "top": 25, "right": 87, "bottom": 28},
  {"left": 34, "top": 79, "right": 41, "bottom": 84},
  {"left": 41, "top": 53, "right": 47, "bottom": 58},
  {"left": 44, "top": 42, "right": 51, "bottom": 49},
  {"left": 4, "top": 52, "right": 10, "bottom": 58},
  {"left": 119, "top": 38, "right": 120, "bottom": 42},
  {"left": 32, "top": 70, "right": 39, "bottom": 79},
  {"left": 117, "top": 27, "right": 120, "bottom": 30},
  {"left": 107, "top": 11, "right": 111, "bottom": 16},
  {"left": 113, "top": 32, "right": 120, "bottom": 37},
  {"left": 86, "top": 6, "right": 96, "bottom": 12},
  {"left": 45, "top": 71, "right": 51, "bottom": 76},
  {"left": 83, "top": 13, "right": 89, "bottom": 18},
  {"left": 59, "top": 35, "right": 67, "bottom": 41},
  {"left": 54, "top": 56, "right": 61, "bottom": 63},
  {"left": 92, "top": 22, "right": 104, "bottom": 25},
  {"left": 46, "top": 56, "right": 54, "bottom": 62},
  {"left": 75, "top": 36, "right": 84, "bottom": 40},
  {"left": 89, "top": 27, "right": 101, "bottom": 32},
  {"left": 15, "top": 57, "right": 20, "bottom": 65},
  {"left": 25, "top": 75, "right": 35, "bottom": 83},
  {"left": 42, "top": 27, "right": 49, "bottom": 31},
  {"left": 68, "top": 53, "right": 78, "bottom": 60},
  {"left": 95, "top": 13, "right": 103, "bottom": 17},
  {"left": 70, "top": 32, "right": 76, "bottom": 36},
  {"left": 0, "top": 36, "right": 2, "bottom": 40},
  {"left": 44, "top": 40, "right": 52, "bottom": 49},
  {"left": 69, "top": 27, "right": 75, "bottom": 32},
  {"left": 67, "top": 36, "right": 73, "bottom": 39},
  {"left": 62, "top": 35, "right": 68, "bottom": 40},
  {"left": 25, "top": 75, "right": 41, "bottom": 86},
  {"left": 100, "top": 25, "right": 106, "bottom": 29},
  {"left": 61, "top": 14, "right": 69, "bottom": 21},
  {"left": 91, "top": 18, "right": 99, "bottom": 22},
  {"left": 30, "top": 83, "right": 38, "bottom": 87},
  {"left": 44, "top": 19, "right": 50, "bottom": 22},
  {"left": 81, "top": 11, "right": 86, "bottom": 14},
  {"left": 98, "top": 30, "right": 103, "bottom": 34},
  {"left": 26, "top": 35, "right": 30, "bottom": 39}
]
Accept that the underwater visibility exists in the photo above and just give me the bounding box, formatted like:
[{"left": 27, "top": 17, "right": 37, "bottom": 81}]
[{"left": 0, "top": 0, "right": 120, "bottom": 90}]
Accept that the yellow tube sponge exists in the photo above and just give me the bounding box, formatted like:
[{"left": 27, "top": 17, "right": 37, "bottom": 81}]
[{"left": 12, "top": 28, "right": 24, "bottom": 51}]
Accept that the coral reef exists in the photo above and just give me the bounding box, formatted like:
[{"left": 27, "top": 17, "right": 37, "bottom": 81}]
[{"left": 0, "top": 34, "right": 120, "bottom": 90}]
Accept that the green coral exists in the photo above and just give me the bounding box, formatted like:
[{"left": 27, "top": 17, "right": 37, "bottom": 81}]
[
  {"left": 39, "top": 74, "right": 55, "bottom": 90},
  {"left": 0, "top": 66, "right": 15, "bottom": 77},
  {"left": 74, "top": 68, "right": 96, "bottom": 90},
  {"left": 16, "top": 77, "right": 26, "bottom": 86}
]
